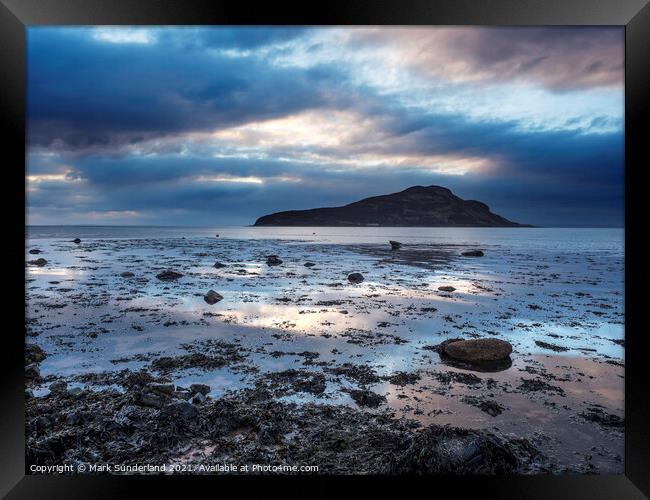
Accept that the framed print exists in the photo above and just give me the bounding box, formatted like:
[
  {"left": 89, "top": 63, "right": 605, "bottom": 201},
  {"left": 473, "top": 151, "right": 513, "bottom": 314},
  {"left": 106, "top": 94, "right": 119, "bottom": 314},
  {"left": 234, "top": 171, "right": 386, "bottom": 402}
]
[{"left": 1, "top": 0, "right": 648, "bottom": 497}]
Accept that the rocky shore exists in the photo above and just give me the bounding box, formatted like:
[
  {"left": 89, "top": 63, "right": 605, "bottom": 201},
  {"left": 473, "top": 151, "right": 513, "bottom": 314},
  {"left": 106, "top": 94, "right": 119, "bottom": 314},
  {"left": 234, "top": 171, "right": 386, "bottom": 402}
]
[{"left": 25, "top": 232, "right": 624, "bottom": 474}]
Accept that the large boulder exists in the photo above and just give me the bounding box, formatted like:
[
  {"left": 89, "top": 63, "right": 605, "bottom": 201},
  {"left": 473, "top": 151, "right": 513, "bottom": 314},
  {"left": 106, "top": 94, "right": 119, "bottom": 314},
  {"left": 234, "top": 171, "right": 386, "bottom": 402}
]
[{"left": 437, "top": 338, "right": 513, "bottom": 372}]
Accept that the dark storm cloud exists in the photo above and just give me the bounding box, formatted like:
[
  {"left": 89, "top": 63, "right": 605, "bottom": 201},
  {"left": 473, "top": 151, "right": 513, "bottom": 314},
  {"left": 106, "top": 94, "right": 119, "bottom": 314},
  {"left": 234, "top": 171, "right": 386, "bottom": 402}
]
[
  {"left": 26, "top": 27, "right": 624, "bottom": 227},
  {"left": 27, "top": 28, "right": 353, "bottom": 151}
]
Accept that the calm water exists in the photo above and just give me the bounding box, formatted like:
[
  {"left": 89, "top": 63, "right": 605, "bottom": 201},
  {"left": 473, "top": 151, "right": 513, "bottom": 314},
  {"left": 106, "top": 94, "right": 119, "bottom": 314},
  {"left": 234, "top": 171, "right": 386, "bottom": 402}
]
[{"left": 27, "top": 225, "right": 624, "bottom": 252}]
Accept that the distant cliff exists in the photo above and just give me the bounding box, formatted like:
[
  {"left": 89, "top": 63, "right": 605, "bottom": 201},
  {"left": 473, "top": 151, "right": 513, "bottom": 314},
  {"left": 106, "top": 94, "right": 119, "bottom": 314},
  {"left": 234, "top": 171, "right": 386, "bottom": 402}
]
[{"left": 254, "top": 185, "right": 531, "bottom": 227}]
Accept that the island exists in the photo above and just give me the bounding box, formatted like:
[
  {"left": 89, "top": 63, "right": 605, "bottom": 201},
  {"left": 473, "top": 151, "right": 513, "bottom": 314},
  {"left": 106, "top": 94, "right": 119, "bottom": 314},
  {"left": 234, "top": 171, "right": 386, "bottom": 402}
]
[{"left": 254, "top": 185, "right": 531, "bottom": 227}]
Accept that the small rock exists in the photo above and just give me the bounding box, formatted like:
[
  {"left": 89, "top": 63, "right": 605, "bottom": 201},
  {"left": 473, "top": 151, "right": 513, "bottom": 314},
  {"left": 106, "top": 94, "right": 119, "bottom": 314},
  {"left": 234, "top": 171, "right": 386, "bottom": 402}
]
[
  {"left": 347, "top": 272, "right": 364, "bottom": 284},
  {"left": 461, "top": 250, "right": 484, "bottom": 257},
  {"left": 160, "top": 401, "right": 198, "bottom": 420},
  {"left": 438, "top": 286, "right": 456, "bottom": 292},
  {"left": 304, "top": 262, "right": 316, "bottom": 267},
  {"left": 72, "top": 238, "right": 81, "bottom": 244},
  {"left": 148, "top": 383, "right": 175, "bottom": 395},
  {"left": 389, "top": 240, "right": 402, "bottom": 250},
  {"left": 49, "top": 380, "right": 68, "bottom": 394},
  {"left": 120, "top": 271, "right": 135, "bottom": 278},
  {"left": 25, "top": 389, "right": 34, "bottom": 399},
  {"left": 68, "top": 387, "right": 83, "bottom": 396},
  {"left": 25, "top": 343, "right": 46, "bottom": 365},
  {"left": 28, "top": 249, "right": 43, "bottom": 254},
  {"left": 204, "top": 290, "right": 224, "bottom": 305},
  {"left": 189, "top": 383, "right": 211, "bottom": 396},
  {"left": 213, "top": 261, "right": 227, "bottom": 268},
  {"left": 156, "top": 270, "right": 183, "bottom": 281},
  {"left": 139, "top": 391, "right": 169, "bottom": 408},
  {"left": 27, "top": 258, "right": 47, "bottom": 267},
  {"left": 191, "top": 392, "right": 206, "bottom": 405},
  {"left": 25, "top": 363, "right": 40, "bottom": 381},
  {"left": 266, "top": 255, "right": 282, "bottom": 266}
]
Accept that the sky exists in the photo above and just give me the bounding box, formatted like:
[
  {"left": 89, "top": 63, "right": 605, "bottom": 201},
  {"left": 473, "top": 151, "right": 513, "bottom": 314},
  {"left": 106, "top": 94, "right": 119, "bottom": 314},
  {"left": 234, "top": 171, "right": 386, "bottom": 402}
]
[{"left": 26, "top": 26, "right": 624, "bottom": 227}]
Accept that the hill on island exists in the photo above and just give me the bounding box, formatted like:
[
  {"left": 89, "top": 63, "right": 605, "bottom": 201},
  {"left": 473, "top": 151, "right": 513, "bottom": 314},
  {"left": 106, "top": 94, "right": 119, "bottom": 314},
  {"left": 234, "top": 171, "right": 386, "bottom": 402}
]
[{"left": 254, "top": 185, "right": 531, "bottom": 227}]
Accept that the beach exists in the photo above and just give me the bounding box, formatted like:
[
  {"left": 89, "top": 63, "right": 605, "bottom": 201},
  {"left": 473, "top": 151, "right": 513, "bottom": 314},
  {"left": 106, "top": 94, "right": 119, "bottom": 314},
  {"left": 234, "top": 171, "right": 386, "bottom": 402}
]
[{"left": 25, "top": 226, "right": 625, "bottom": 474}]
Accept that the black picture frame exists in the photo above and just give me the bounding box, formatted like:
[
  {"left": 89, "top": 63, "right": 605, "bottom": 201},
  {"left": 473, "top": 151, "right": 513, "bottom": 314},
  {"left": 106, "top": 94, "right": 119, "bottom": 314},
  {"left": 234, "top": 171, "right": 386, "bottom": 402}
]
[{"left": 2, "top": 0, "right": 648, "bottom": 497}]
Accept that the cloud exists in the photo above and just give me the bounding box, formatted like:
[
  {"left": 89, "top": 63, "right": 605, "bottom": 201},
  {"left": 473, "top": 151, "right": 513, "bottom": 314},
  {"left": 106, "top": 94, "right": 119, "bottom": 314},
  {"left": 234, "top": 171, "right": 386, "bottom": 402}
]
[
  {"left": 349, "top": 27, "right": 623, "bottom": 91},
  {"left": 27, "top": 28, "right": 355, "bottom": 152},
  {"left": 25, "top": 27, "right": 624, "bottom": 227}
]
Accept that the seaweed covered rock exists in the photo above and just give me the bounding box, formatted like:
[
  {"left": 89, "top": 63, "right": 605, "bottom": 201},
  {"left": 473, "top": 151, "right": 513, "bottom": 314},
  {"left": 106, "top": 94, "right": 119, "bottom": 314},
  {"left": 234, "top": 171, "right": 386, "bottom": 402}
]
[{"left": 387, "top": 426, "right": 521, "bottom": 474}]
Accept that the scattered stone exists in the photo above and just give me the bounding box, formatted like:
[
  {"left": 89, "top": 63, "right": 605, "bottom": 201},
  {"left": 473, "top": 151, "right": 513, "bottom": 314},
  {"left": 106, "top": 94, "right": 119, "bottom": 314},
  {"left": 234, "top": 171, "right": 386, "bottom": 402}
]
[
  {"left": 347, "top": 272, "right": 364, "bottom": 284},
  {"left": 156, "top": 270, "right": 183, "bottom": 281},
  {"left": 266, "top": 255, "right": 283, "bottom": 266},
  {"left": 461, "top": 250, "right": 484, "bottom": 257},
  {"left": 27, "top": 258, "right": 48, "bottom": 267},
  {"left": 189, "top": 384, "right": 211, "bottom": 396},
  {"left": 204, "top": 290, "right": 224, "bottom": 305}
]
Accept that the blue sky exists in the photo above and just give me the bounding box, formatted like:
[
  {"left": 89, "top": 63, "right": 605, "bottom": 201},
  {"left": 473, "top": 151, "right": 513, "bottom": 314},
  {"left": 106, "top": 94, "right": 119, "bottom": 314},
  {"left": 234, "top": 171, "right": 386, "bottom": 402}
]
[{"left": 26, "top": 27, "right": 624, "bottom": 226}]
